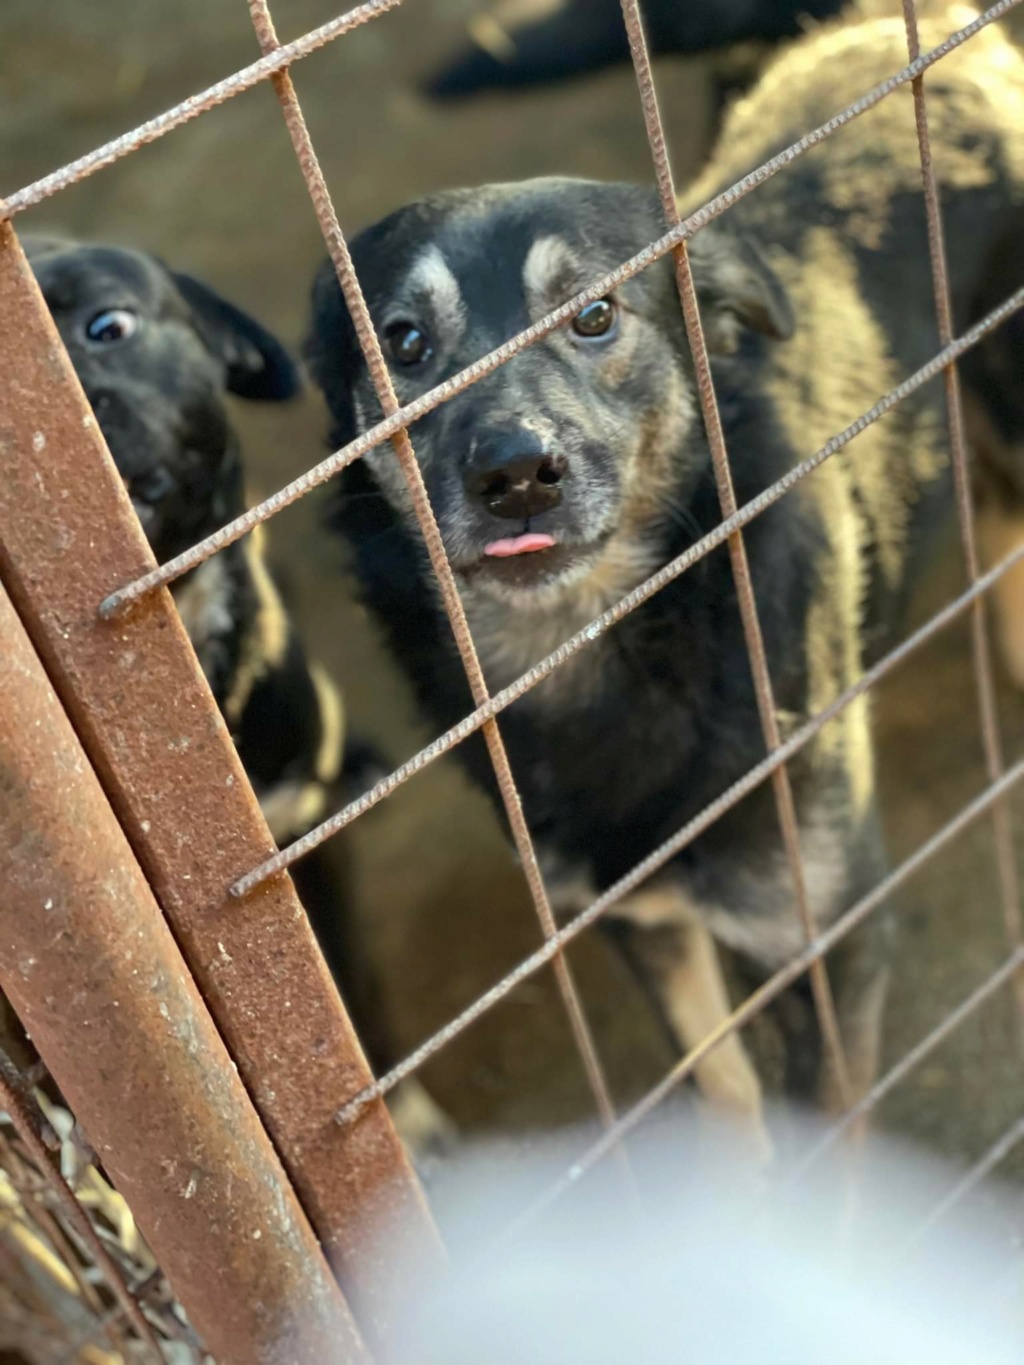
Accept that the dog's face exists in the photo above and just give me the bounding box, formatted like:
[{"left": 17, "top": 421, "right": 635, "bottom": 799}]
[
  {"left": 26, "top": 237, "right": 299, "bottom": 562},
  {"left": 309, "top": 178, "right": 792, "bottom": 607}
]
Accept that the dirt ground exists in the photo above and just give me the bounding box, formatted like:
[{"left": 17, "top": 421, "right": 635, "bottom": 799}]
[{"left": 4, "top": 0, "right": 1023, "bottom": 1190}]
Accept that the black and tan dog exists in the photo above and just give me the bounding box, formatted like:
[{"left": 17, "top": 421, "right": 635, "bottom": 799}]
[
  {"left": 24, "top": 236, "right": 345, "bottom": 841},
  {"left": 308, "top": 4, "right": 1024, "bottom": 1147},
  {"left": 24, "top": 237, "right": 452, "bottom": 1158}
]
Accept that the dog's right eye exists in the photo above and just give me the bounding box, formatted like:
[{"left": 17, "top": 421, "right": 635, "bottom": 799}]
[
  {"left": 385, "top": 321, "right": 432, "bottom": 367},
  {"left": 86, "top": 308, "right": 139, "bottom": 344}
]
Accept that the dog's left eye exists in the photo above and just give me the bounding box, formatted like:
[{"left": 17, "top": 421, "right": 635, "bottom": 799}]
[
  {"left": 385, "top": 321, "right": 433, "bottom": 367},
  {"left": 571, "top": 298, "right": 617, "bottom": 340},
  {"left": 86, "top": 308, "right": 139, "bottom": 344}
]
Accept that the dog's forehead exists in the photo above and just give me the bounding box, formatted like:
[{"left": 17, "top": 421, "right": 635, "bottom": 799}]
[
  {"left": 27, "top": 242, "right": 169, "bottom": 314},
  {"left": 387, "top": 181, "right": 659, "bottom": 307},
  {"left": 447, "top": 189, "right": 634, "bottom": 270}
]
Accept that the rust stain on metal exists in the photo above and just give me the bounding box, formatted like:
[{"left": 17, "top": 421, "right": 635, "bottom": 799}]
[
  {"left": 0, "top": 577, "right": 367, "bottom": 1364},
  {"left": 0, "top": 219, "right": 438, "bottom": 1340}
]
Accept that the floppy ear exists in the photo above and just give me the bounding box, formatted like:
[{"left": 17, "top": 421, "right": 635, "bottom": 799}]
[
  {"left": 303, "top": 256, "right": 364, "bottom": 444},
  {"left": 688, "top": 228, "right": 794, "bottom": 354},
  {"left": 172, "top": 271, "right": 301, "bottom": 402}
]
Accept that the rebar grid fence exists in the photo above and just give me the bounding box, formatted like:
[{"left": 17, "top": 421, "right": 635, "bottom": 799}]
[{"left": 2, "top": 0, "right": 1024, "bottom": 1359}]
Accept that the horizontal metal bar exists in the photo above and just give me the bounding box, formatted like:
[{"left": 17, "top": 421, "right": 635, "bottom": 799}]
[
  {"left": 234, "top": 284, "right": 1024, "bottom": 896},
  {"left": 1, "top": 0, "right": 403, "bottom": 217},
  {"left": 330, "top": 541, "right": 1024, "bottom": 1126},
  {"left": 99, "top": 0, "right": 1023, "bottom": 621}
]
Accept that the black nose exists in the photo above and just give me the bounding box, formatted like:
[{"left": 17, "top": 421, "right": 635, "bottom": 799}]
[{"left": 467, "top": 452, "right": 565, "bottom": 521}]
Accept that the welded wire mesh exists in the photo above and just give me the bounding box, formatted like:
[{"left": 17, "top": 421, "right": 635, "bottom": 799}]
[{"left": 3, "top": 0, "right": 1024, "bottom": 1355}]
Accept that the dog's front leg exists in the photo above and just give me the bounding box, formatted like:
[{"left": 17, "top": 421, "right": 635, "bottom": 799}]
[{"left": 608, "top": 886, "right": 771, "bottom": 1162}]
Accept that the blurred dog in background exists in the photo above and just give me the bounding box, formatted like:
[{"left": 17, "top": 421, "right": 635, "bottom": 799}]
[{"left": 425, "top": 0, "right": 850, "bottom": 114}]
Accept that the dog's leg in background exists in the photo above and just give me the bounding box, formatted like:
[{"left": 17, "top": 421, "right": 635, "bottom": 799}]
[
  {"left": 977, "top": 501, "right": 1024, "bottom": 688},
  {"left": 424, "top": 0, "right": 632, "bottom": 99},
  {"left": 820, "top": 918, "right": 890, "bottom": 1119},
  {"left": 961, "top": 209, "right": 1024, "bottom": 687},
  {"left": 607, "top": 887, "right": 771, "bottom": 1161},
  {"left": 770, "top": 810, "right": 890, "bottom": 1128}
]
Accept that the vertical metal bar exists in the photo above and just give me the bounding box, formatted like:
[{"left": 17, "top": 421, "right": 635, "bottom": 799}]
[
  {"left": 900, "top": 0, "right": 1024, "bottom": 1020},
  {"left": 0, "top": 217, "right": 438, "bottom": 1341},
  {"left": 617, "top": 0, "right": 853, "bottom": 1106},
  {"left": 242, "top": 0, "right": 625, "bottom": 1153},
  {"left": 0, "top": 578, "right": 367, "bottom": 1365}
]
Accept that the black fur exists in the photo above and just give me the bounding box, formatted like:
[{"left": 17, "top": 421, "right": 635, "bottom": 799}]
[
  {"left": 24, "top": 237, "right": 349, "bottom": 812},
  {"left": 960, "top": 207, "right": 1024, "bottom": 504},
  {"left": 25, "top": 237, "right": 447, "bottom": 1148},
  {"left": 425, "top": 0, "right": 848, "bottom": 103}
]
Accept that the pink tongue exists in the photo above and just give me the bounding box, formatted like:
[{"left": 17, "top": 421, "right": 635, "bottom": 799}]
[{"left": 484, "top": 532, "right": 557, "bottom": 558}]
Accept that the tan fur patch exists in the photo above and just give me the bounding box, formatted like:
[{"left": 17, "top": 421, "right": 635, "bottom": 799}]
[
  {"left": 223, "top": 526, "right": 290, "bottom": 726},
  {"left": 172, "top": 555, "right": 234, "bottom": 672},
  {"left": 260, "top": 780, "right": 328, "bottom": 847},
  {"left": 403, "top": 246, "right": 467, "bottom": 346},
  {"left": 682, "top": 9, "right": 1024, "bottom": 248},
  {"left": 310, "top": 663, "right": 347, "bottom": 786},
  {"left": 610, "top": 881, "right": 771, "bottom": 1160},
  {"left": 522, "top": 235, "right": 581, "bottom": 314},
  {"left": 469, "top": 0, "right": 563, "bottom": 58}
]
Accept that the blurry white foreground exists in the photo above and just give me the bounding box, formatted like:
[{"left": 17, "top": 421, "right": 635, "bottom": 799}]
[{"left": 376, "top": 1107, "right": 1023, "bottom": 1364}]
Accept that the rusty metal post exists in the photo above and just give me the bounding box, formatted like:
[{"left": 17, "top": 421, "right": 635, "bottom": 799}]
[
  {"left": 0, "top": 577, "right": 367, "bottom": 1364},
  {"left": 0, "top": 217, "right": 438, "bottom": 1342}
]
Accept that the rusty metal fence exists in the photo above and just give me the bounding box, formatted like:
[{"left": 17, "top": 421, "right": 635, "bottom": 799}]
[{"left": 2, "top": 0, "right": 1024, "bottom": 1359}]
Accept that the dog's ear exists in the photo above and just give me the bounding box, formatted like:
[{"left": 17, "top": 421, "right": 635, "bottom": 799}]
[
  {"left": 172, "top": 271, "right": 301, "bottom": 402},
  {"left": 688, "top": 228, "right": 794, "bottom": 354},
  {"left": 304, "top": 257, "right": 364, "bottom": 442}
]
